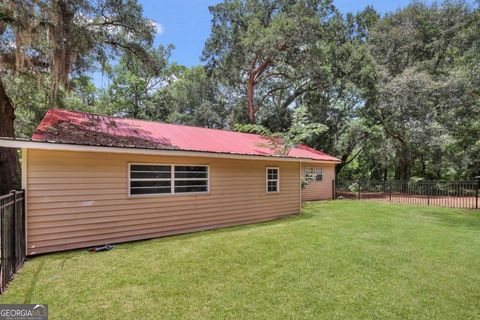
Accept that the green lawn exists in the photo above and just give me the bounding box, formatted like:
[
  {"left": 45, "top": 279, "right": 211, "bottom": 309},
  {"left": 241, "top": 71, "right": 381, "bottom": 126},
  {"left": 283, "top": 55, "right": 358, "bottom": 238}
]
[{"left": 2, "top": 201, "right": 480, "bottom": 319}]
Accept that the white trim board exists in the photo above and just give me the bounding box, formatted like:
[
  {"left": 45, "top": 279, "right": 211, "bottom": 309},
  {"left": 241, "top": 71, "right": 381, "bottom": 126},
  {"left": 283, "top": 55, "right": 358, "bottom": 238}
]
[{"left": 0, "top": 138, "right": 341, "bottom": 164}]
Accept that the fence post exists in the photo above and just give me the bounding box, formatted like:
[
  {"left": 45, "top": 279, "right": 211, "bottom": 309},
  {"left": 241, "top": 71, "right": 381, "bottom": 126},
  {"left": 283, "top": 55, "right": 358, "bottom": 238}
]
[
  {"left": 358, "top": 180, "right": 362, "bottom": 200},
  {"left": 21, "top": 189, "right": 26, "bottom": 261},
  {"left": 476, "top": 176, "right": 479, "bottom": 210},
  {"left": 11, "top": 190, "right": 17, "bottom": 264},
  {"left": 427, "top": 182, "right": 430, "bottom": 206},
  {"left": 389, "top": 181, "right": 392, "bottom": 202}
]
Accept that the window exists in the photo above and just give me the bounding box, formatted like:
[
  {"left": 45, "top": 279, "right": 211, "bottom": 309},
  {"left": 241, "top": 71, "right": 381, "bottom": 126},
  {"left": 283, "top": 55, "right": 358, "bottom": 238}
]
[
  {"left": 305, "top": 167, "right": 323, "bottom": 181},
  {"left": 130, "top": 164, "right": 172, "bottom": 195},
  {"left": 174, "top": 166, "right": 209, "bottom": 193},
  {"left": 266, "top": 167, "right": 279, "bottom": 193},
  {"left": 129, "top": 164, "right": 209, "bottom": 196},
  {"left": 305, "top": 167, "right": 314, "bottom": 179}
]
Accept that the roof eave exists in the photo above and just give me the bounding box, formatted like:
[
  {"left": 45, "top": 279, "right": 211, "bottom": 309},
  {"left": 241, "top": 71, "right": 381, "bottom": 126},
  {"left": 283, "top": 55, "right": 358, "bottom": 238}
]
[{"left": 0, "top": 138, "right": 341, "bottom": 164}]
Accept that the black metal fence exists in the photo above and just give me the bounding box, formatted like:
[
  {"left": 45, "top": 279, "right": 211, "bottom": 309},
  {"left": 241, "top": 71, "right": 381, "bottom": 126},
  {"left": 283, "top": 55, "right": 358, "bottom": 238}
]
[
  {"left": 335, "top": 180, "right": 480, "bottom": 210},
  {"left": 0, "top": 190, "right": 26, "bottom": 293}
]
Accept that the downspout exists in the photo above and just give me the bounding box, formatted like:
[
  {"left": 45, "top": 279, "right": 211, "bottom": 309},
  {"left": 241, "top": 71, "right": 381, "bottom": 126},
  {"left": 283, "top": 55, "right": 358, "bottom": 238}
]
[
  {"left": 299, "top": 161, "right": 302, "bottom": 212},
  {"left": 21, "top": 148, "right": 28, "bottom": 254}
]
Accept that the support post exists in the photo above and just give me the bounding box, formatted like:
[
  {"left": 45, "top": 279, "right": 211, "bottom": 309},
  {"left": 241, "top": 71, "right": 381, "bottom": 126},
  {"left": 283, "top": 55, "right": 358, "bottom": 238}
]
[
  {"left": 21, "top": 189, "right": 25, "bottom": 261},
  {"left": 332, "top": 179, "right": 335, "bottom": 199}
]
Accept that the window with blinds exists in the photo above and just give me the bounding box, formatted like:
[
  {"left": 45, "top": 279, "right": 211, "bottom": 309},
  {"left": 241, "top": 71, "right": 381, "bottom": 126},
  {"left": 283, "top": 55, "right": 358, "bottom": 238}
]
[
  {"left": 174, "top": 166, "right": 209, "bottom": 193},
  {"left": 129, "top": 164, "right": 209, "bottom": 196}
]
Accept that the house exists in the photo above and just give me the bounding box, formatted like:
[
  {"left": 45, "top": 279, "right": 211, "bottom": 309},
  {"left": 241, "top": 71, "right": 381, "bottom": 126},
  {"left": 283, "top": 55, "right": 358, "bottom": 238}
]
[{"left": 0, "top": 109, "right": 340, "bottom": 255}]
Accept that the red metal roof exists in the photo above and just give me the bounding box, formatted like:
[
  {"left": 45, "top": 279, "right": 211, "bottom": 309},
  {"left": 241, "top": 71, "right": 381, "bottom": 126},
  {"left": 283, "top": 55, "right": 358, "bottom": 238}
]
[{"left": 32, "top": 109, "right": 340, "bottom": 162}]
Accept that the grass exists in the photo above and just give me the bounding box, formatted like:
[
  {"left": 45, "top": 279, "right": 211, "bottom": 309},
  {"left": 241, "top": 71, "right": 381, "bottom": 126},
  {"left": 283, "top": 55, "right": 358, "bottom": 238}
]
[{"left": 1, "top": 200, "right": 480, "bottom": 319}]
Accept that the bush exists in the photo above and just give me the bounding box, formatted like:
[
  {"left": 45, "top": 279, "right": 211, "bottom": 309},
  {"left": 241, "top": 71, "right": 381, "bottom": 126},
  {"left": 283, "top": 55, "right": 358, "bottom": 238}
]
[{"left": 348, "top": 182, "right": 360, "bottom": 199}]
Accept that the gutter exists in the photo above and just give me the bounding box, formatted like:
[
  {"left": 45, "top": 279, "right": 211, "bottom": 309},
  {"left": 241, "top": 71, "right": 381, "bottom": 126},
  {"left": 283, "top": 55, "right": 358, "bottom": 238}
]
[{"left": 0, "top": 138, "right": 341, "bottom": 164}]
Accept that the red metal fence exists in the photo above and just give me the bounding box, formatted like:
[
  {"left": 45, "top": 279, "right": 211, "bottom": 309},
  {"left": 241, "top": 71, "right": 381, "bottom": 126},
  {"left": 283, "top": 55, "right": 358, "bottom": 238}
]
[
  {"left": 0, "top": 190, "right": 26, "bottom": 293},
  {"left": 335, "top": 180, "right": 480, "bottom": 210}
]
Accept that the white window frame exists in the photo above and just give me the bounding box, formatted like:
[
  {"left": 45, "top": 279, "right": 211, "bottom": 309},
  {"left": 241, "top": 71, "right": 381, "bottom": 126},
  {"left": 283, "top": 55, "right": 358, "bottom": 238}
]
[
  {"left": 173, "top": 165, "right": 210, "bottom": 195},
  {"left": 305, "top": 167, "right": 314, "bottom": 179},
  {"left": 305, "top": 167, "right": 323, "bottom": 182},
  {"left": 128, "top": 163, "right": 210, "bottom": 197},
  {"left": 266, "top": 167, "right": 280, "bottom": 193}
]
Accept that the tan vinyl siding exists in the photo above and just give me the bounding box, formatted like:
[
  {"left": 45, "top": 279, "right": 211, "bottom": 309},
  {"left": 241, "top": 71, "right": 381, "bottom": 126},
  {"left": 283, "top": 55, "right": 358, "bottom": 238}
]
[
  {"left": 301, "top": 163, "right": 336, "bottom": 201},
  {"left": 26, "top": 150, "right": 301, "bottom": 255}
]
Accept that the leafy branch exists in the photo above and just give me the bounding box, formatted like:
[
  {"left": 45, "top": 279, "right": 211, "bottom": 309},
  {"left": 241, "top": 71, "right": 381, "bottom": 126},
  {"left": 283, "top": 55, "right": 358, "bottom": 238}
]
[{"left": 234, "top": 106, "right": 327, "bottom": 156}]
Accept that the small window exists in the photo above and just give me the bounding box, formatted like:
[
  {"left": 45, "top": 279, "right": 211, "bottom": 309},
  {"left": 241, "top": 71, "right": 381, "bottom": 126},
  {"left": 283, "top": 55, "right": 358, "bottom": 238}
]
[
  {"left": 314, "top": 168, "right": 323, "bottom": 181},
  {"left": 129, "top": 164, "right": 209, "bottom": 196},
  {"left": 305, "top": 167, "right": 323, "bottom": 181},
  {"left": 305, "top": 167, "right": 314, "bottom": 179},
  {"left": 266, "top": 167, "right": 279, "bottom": 193}
]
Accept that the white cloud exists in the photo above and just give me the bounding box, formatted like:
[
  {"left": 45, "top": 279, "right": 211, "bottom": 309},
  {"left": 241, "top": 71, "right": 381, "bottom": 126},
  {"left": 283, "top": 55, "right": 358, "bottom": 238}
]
[{"left": 149, "top": 20, "right": 165, "bottom": 35}]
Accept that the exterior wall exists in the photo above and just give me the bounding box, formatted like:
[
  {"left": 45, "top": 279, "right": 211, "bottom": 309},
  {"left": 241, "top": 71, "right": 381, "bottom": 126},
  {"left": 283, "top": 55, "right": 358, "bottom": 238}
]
[
  {"left": 301, "top": 163, "right": 336, "bottom": 201},
  {"left": 25, "top": 150, "right": 301, "bottom": 255}
]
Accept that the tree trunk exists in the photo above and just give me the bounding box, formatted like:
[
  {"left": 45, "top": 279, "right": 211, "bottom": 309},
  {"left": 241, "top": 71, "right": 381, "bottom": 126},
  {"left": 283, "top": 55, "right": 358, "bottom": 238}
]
[
  {"left": 247, "top": 72, "right": 256, "bottom": 123},
  {"left": 246, "top": 54, "right": 271, "bottom": 123},
  {"left": 420, "top": 156, "right": 426, "bottom": 177},
  {"left": 397, "top": 142, "right": 410, "bottom": 180},
  {"left": 0, "top": 78, "right": 19, "bottom": 194},
  {"left": 398, "top": 158, "right": 409, "bottom": 180},
  {"left": 335, "top": 156, "right": 348, "bottom": 176}
]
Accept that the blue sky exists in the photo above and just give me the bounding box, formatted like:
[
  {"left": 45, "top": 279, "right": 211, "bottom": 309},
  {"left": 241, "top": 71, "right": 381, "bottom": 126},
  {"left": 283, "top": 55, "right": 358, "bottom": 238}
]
[
  {"left": 141, "top": 0, "right": 435, "bottom": 67},
  {"left": 94, "top": 0, "right": 472, "bottom": 87}
]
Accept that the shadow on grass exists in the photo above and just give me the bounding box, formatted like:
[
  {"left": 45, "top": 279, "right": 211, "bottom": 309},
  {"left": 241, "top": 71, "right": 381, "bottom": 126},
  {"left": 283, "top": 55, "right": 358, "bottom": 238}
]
[
  {"left": 122, "top": 211, "right": 314, "bottom": 247},
  {"left": 419, "top": 207, "right": 480, "bottom": 230},
  {"left": 26, "top": 211, "right": 314, "bottom": 259},
  {"left": 23, "top": 259, "right": 45, "bottom": 304},
  {"left": 344, "top": 199, "right": 480, "bottom": 230}
]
